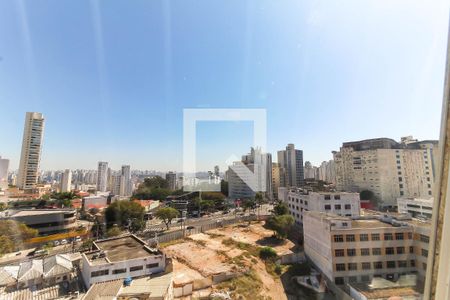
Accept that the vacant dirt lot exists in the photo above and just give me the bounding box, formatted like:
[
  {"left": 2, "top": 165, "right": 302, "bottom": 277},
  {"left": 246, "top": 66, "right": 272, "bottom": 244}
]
[{"left": 163, "top": 221, "right": 298, "bottom": 300}]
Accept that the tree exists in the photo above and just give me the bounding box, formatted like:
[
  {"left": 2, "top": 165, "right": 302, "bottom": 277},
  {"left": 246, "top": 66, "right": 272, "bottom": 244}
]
[
  {"left": 0, "top": 220, "right": 38, "bottom": 255},
  {"left": 273, "top": 202, "right": 289, "bottom": 216},
  {"left": 132, "top": 176, "right": 171, "bottom": 200},
  {"left": 0, "top": 203, "right": 6, "bottom": 211},
  {"left": 104, "top": 200, "right": 145, "bottom": 231},
  {"left": 265, "top": 215, "right": 295, "bottom": 239},
  {"left": 154, "top": 207, "right": 179, "bottom": 230},
  {"left": 242, "top": 198, "right": 256, "bottom": 212},
  {"left": 220, "top": 180, "right": 229, "bottom": 196}
]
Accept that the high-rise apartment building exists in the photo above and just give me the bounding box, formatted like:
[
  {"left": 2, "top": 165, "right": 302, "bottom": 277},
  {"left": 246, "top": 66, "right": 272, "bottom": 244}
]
[
  {"left": 277, "top": 144, "right": 304, "bottom": 187},
  {"left": 60, "top": 169, "right": 72, "bottom": 192},
  {"left": 97, "top": 162, "right": 108, "bottom": 192},
  {"left": 165, "top": 172, "right": 177, "bottom": 191},
  {"left": 17, "top": 112, "right": 45, "bottom": 190},
  {"left": 228, "top": 147, "right": 273, "bottom": 200},
  {"left": 0, "top": 156, "right": 9, "bottom": 191},
  {"left": 304, "top": 161, "right": 315, "bottom": 180},
  {"left": 271, "top": 163, "right": 281, "bottom": 199},
  {"left": 120, "top": 165, "right": 132, "bottom": 196},
  {"left": 333, "top": 137, "right": 438, "bottom": 207}
]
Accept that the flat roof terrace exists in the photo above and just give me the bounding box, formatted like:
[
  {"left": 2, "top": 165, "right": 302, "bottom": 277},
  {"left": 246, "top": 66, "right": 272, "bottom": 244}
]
[{"left": 92, "top": 235, "right": 160, "bottom": 263}]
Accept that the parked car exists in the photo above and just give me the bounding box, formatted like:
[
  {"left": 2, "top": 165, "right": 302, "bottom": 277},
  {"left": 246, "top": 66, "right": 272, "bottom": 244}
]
[
  {"left": 54, "top": 240, "right": 60, "bottom": 246},
  {"left": 186, "top": 226, "right": 195, "bottom": 230},
  {"left": 34, "top": 249, "right": 48, "bottom": 256},
  {"left": 74, "top": 236, "right": 82, "bottom": 242},
  {"left": 60, "top": 239, "right": 68, "bottom": 245}
]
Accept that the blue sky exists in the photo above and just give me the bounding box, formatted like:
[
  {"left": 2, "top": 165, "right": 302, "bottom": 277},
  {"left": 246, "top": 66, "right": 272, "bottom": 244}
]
[{"left": 0, "top": 0, "right": 448, "bottom": 172}]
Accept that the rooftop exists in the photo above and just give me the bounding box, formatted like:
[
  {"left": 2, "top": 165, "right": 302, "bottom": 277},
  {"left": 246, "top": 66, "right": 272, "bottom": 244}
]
[
  {"left": 87, "top": 235, "right": 161, "bottom": 264},
  {"left": 2, "top": 209, "right": 76, "bottom": 218}
]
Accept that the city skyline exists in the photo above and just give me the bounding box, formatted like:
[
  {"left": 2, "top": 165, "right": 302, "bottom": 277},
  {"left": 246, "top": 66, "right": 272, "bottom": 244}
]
[{"left": 1, "top": 0, "right": 448, "bottom": 171}]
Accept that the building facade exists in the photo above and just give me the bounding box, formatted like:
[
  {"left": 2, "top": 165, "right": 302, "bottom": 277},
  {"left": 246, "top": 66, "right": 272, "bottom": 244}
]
[
  {"left": 119, "top": 165, "right": 132, "bottom": 196},
  {"left": 277, "top": 144, "right": 304, "bottom": 187},
  {"left": 81, "top": 235, "right": 166, "bottom": 287},
  {"left": 166, "top": 172, "right": 177, "bottom": 191},
  {"left": 228, "top": 147, "right": 272, "bottom": 200},
  {"left": 60, "top": 169, "right": 72, "bottom": 193},
  {"left": 333, "top": 137, "right": 438, "bottom": 208},
  {"left": 280, "top": 187, "right": 360, "bottom": 224},
  {"left": 97, "top": 162, "right": 108, "bottom": 192},
  {"left": 0, "top": 156, "right": 9, "bottom": 191},
  {"left": 17, "top": 112, "right": 45, "bottom": 190},
  {"left": 272, "top": 163, "right": 281, "bottom": 199},
  {"left": 303, "top": 211, "right": 430, "bottom": 288},
  {"left": 397, "top": 197, "right": 433, "bottom": 219}
]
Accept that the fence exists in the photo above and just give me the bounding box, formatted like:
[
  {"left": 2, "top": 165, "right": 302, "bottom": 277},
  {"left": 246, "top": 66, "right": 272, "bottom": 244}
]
[{"left": 151, "top": 215, "right": 261, "bottom": 244}]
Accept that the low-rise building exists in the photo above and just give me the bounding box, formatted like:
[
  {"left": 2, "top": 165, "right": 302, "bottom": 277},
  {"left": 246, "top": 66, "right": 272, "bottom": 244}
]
[
  {"left": 81, "top": 235, "right": 166, "bottom": 288},
  {"left": 280, "top": 187, "right": 360, "bottom": 224},
  {"left": 0, "top": 209, "right": 77, "bottom": 235},
  {"left": 397, "top": 197, "right": 433, "bottom": 219},
  {"left": 303, "top": 211, "right": 430, "bottom": 289}
]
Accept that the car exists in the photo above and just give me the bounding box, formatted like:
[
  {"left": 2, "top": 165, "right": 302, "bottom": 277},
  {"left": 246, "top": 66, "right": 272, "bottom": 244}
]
[
  {"left": 34, "top": 249, "right": 48, "bottom": 256},
  {"left": 15, "top": 252, "right": 21, "bottom": 256},
  {"left": 186, "top": 226, "right": 195, "bottom": 230},
  {"left": 74, "top": 236, "right": 82, "bottom": 242},
  {"left": 60, "top": 239, "right": 68, "bottom": 245},
  {"left": 54, "top": 240, "right": 60, "bottom": 246},
  {"left": 27, "top": 250, "right": 36, "bottom": 257}
]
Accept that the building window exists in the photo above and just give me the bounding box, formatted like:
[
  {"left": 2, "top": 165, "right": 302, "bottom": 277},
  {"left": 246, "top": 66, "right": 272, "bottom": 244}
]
[
  {"left": 334, "top": 195, "right": 340, "bottom": 200},
  {"left": 411, "top": 260, "right": 416, "bottom": 267},
  {"left": 335, "top": 249, "right": 345, "bottom": 257},
  {"left": 334, "top": 235, "right": 344, "bottom": 243},
  {"left": 324, "top": 205, "right": 331, "bottom": 210},
  {"left": 399, "top": 184, "right": 403, "bottom": 189},
  {"left": 349, "top": 276, "right": 358, "bottom": 283},
  {"left": 91, "top": 270, "right": 109, "bottom": 277},
  {"left": 372, "top": 248, "right": 382, "bottom": 255},
  {"left": 373, "top": 262, "right": 383, "bottom": 269},
  {"left": 305, "top": 201, "right": 308, "bottom": 205},
  {"left": 347, "top": 249, "right": 356, "bottom": 256},
  {"left": 398, "top": 177, "right": 402, "bottom": 182},
  {"left": 346, "top": 234, "right": 355, "bottom": 242},
  {"left": 420, "top": 235, "right": 430, "bottom": 243},
  {"left": 361, "top": 275, "right": 370, "bottom": 282},
  {"left": 387, "top": 261, "right": 396, "bottom": 269},
  {"left": 361, "top": 248, "right": 370, "bottom": 256},
  {"left": 324, "top": 195, "right": 331, "bottom": 200},
  {"left": 409, "top": 246, "right": 414, "bottom": 254},
  {"left": 423, "top": 263, "right": 427, "bottom": 270},
  {"left": 360, "top": 234, "right": 369, "bottom": 242},
  {"left": 335, "top": 204, "right": 341, "bottom": 210},
  {"left": 335, "top": 277, "right": 344, "bottom": 285},
  {"left": 422, "top": 249, "right": 429, "bottom": 257},
  {"left": 371, "top": 234, "right": 380, "bottom": 241},
  {"left": 130, "top": 266, "right": 144, "bottom": 272},
  {"left": 395, "top": 232, "right": 404, "bottom": 240},
  {"left": 344, "top": 204, "right": 351, "bottom": 210},
  {"left": 408, "top": 232, "right": 413, "bottom": 239},
  {"left": 385, "top": 247, "right": 395, "bottom": 255},
  {"left": 112, "top": 268, "right": 126, "bottom": 274},
  {"left": 336, "top": 263, "right": 346, "bottom": 271},
  {"left": 146, "top": 263, "right": 159, "bottom": 268},
  {"left": 348, "top": 263, "right": 357, "bottom": 271},
  {"left": 400, "top": 191, "right": 404, "bottom": 196},
  {"left": 397, "top": 247, "right": 405, "bottom": 254},
  {"left": 362, "top": 262, "right": 371, "bottom": 270},
  {"left": 384, "top": 233, "right": 393, "bottom": 240},
  {"left": 398, "top": 261, "right": 407, "bottom": 268}
]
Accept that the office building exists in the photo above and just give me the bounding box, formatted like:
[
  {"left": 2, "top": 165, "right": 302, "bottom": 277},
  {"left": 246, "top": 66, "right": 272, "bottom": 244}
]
[
  {"left": 0, "top": 156, "right": 9, "bottom": 191},
  {"left": 120, "top": 165, "right": 132, "bottom": 196},
  {"left": 279, "top": 187, "right": 360, "bottom": 224},
  {"left": 303, "top": 211, "right": 430, "bottom": 288},
  {"left": 97, "top": 162, "right": 108, "bottom": 192},
  {"left": 60, "top": 169, "right": 72, "bottom": 193},
  {"left": 166, "top": 171, "right": 177, "bottom": 191},
  {"left": 272, "top": 163, "right": 281, "bottom": 199},
  {"left": 333, "top": 137, "right": 438, "bottom": 208},
  {"left": 228, "top": 147, "right": 272, "bottom": 200},
  {"left": 17, "top": 112, "right": 45, "bottom": 190},
  {"left": 81, "top": 235, "right": 166, "bottom": 288},
  {"left": 397, "top": 197, "right": 433, "bottom": 219},
  {"left": 277, "top": 144, "right": 304, "bottom": 187},
  {"left": 0, "top": 209, "right": 77, "bottom": 235}
]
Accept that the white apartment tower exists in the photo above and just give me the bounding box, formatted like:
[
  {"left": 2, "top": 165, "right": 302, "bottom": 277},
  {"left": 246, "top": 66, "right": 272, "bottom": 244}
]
[
  {"left": 0, "top": 156, "right": 9, "bottom": 191},
  {"left": 17, "top": 112, "right": 45, "bottom": 190},
  {"left": 333, "top": 137, "right": 438, "bottom": 208},
  {"left": 120, "top": 165, "right": 132, "bottom": 196},
  {"left": 60, "top": 169, "right": 72, "bottom": 192},
  {"left": 278, "top": 144, "right": 304, "bottom": 187},
  {"left": 97, "top": 161, "right": 108, "bottom": 192}
]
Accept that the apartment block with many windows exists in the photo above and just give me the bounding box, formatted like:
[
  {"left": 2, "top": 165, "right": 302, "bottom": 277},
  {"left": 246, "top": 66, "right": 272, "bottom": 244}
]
[
  {"left": 303, "top": 211, "right": 430, "bottom": 288},
  {"left": 279, "top": 187, "right": 360, "bottom": 224}
]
